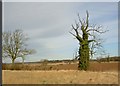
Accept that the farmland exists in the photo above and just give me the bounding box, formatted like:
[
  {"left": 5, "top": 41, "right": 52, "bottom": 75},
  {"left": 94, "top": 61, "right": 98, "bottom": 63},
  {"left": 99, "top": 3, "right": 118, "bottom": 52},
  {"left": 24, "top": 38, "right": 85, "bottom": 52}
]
[
  {"left": 2, "top": 70, "right": 118, "bottom": 84},
  {"left": 2, "top": 60, "right": 119, "bottom": 84}
]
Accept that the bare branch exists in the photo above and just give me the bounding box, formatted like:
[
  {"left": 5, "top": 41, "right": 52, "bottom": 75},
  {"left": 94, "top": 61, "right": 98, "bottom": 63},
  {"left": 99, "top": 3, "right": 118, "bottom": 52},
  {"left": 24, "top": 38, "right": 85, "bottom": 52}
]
[
  {"left": 69, "top": 31, "right": 83, "bottom": 42},
  {"left": 85, "top": 10, "right": 89, "bottom": 30},
  {"left": 87, "top": 25, "right": 108, "bottom": 34},
  {"left": 88, "top": 40, "right": 95, "bottom": 43},
  {"left": 78, "top": 13, "right": 83, "bottom": 25},
  {"left": 69, "top": 31, "right": 76, "bottom": 37},
  {"left": 71, "top": 24, "right": 83, "bottom": 42}
]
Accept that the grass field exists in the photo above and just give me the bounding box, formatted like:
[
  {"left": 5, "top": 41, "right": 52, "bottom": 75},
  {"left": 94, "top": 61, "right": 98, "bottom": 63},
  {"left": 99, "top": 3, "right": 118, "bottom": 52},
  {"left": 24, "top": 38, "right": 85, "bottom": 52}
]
[
  {"left": 2, "top": 61, "right": 119, "bottom": 84},
  {"left": 2, "top": 70, "right": 118, "bottom": 84},
  {"left": 2, "top": 62, "right": 119, "bottom": 71}
]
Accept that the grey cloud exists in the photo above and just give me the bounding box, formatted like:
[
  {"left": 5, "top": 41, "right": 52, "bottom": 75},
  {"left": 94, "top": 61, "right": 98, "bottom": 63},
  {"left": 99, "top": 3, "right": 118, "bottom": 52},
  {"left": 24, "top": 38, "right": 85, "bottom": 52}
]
[
  {"left": 4, "top": 2, "right": 76, "bottom": 39},
  {"left": 4, "top": 2, "right": 74, "bottom": 30}
]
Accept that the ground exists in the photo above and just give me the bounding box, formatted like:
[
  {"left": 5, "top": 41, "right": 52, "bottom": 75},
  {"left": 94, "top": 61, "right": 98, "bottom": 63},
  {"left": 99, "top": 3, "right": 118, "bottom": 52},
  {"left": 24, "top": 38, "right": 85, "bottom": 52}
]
[
  {"left": 2, "top": 70, "right": 118, "bottom": 84},
  {"left": 2, "top": 62, "right": 119, "bottom": 84}
]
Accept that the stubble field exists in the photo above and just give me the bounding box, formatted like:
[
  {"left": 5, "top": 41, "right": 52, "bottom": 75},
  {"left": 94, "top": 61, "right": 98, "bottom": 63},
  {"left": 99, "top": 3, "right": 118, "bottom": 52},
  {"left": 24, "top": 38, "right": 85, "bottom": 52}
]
[
  {"left": 2, "top": 70, "right": 118, "bottom": 84},
  {"left": 2, "top": 62, "right": 119, "bottom": 84}
]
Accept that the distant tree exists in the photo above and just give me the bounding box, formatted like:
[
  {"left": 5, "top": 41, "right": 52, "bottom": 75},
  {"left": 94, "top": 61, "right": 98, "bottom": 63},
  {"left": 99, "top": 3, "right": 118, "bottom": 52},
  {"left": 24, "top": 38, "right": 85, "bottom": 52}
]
[
  {"left": 72, "top": 48, "right": 79, "bottom": 60},
  {"left": 106, "top": 54, "right": 110, "bottom": 62},
  {"left": 2, "top": 29, "right": 35, "bottom": 64},
  {"left": 89, "top": 29, "right": 106, "bottom": 59},
  {"left": 70, "top": 11, "right": 107, "bottom": 70}
]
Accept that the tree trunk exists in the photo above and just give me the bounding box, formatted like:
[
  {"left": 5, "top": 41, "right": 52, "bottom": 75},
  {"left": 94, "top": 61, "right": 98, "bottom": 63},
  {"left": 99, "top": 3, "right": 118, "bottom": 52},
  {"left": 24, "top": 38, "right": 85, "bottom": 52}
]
[
  {"left": 21, "top": 56, "right": 25, "bottom": 64},
  {"left": 78, "top": 42, "right": 90, "bottom": 70},
  {"left": 22, "top": 58, "right": 24, "bottom": 64},
  {"left": 12, "top": 59, "right": 15, "bottom": 64}
]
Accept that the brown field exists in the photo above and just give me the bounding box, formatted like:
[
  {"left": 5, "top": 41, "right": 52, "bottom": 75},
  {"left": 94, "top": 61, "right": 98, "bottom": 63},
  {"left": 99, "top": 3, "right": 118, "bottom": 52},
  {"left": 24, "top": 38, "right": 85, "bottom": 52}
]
[
  {"left": 2, "top": 62, "right": 119, "bottom": 84},
  {"left": 2, "top": 70, "right": 118, "bottom": 84},
  {"left": 2, "top": 62, "right": 119, "bottom": 71}
]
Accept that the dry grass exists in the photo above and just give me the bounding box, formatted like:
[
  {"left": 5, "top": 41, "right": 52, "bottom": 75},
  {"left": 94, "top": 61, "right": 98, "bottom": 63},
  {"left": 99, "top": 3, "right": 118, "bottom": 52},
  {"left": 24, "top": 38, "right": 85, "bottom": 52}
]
[
  {"left": 2, "top": 70, "right": 118, "bottom": 84},
  {"left": 2, "top": 62, "right": 118, "bottom": 71}
]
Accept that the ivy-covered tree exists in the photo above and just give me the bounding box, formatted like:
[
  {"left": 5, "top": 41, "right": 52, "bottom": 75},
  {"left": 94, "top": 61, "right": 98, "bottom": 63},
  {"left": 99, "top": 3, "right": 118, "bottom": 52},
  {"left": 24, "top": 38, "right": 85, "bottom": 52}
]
[{"left": 70, "top": 11, "right": 107, "bottom": 70}]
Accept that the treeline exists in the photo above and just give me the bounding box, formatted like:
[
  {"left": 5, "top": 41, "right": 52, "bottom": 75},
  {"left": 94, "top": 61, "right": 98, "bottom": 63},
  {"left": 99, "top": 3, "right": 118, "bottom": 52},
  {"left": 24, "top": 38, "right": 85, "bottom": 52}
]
[
  {"left": 38, "top": 56, "right": 120, "bottom": 63},
  {"left": 26, "top": 59, "right": 78, "bottom": 64},
  {"left": 18, "top": 56, "right": 120, "bottom": 64},
  {"left": 97, "top": 56, "right": 120, "bottom": 62},
  {"left": 3, "top": 56, "right": 119, "bottom": 65}
]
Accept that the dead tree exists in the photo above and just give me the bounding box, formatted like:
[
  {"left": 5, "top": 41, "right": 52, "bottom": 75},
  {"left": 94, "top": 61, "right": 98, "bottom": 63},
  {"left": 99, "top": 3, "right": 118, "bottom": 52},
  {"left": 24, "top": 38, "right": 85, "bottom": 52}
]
[{"left": 70, "top": 11, "right": 107, "bottom": 70}]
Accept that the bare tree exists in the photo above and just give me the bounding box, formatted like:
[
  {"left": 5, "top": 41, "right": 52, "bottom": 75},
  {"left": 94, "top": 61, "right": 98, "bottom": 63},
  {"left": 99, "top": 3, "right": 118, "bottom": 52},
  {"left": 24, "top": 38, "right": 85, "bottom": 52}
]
[
  {"left": 2, "top": 29, "right": 35, "bottom": 64},
  {"left": 70, "top": 11, "right": 107, "bottom": 70},
  {"left": 89, "top": 28, "right": 106, "bottom": 59}
]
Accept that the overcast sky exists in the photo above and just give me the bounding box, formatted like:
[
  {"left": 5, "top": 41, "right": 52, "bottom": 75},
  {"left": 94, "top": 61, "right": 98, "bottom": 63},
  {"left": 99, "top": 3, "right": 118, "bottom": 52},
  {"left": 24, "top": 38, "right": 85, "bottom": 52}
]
[{"left": 3, "top": 2, "right": 118, "bottom": 63}]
